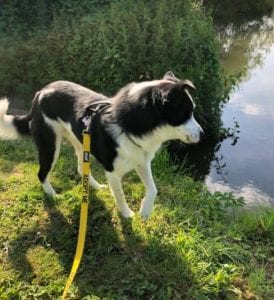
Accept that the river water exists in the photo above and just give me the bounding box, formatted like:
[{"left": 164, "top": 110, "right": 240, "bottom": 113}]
[
  {"left": 205, "top": 7, "right": 274, "bottom": 205},
  {"left": 170, "top": 4, "right": 274, "bottom": 206}
]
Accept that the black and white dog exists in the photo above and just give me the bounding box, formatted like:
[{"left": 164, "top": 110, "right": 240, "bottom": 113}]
[{"left": 0, "top": 72, "right": 203, "bottom": 219}]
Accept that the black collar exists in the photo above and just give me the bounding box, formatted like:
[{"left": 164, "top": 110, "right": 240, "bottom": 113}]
[{"left": 126, "top": 134, "right": 142, "bottom": 148}]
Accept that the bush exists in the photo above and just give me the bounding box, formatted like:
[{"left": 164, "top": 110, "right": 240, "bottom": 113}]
[
  {"left": 0, "top": 0, "right": 230, "bottom": 136},
  {"left": 0, "top": 0, "right": 113, "bottom": 36}
]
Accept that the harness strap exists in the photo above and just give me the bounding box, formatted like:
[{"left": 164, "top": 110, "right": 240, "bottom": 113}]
[
  {"left": 87, "top": 99, "right": 112, "bottom": 114},
  {"left": 82, "top": 100, "right": 112, "bottom": 129}
]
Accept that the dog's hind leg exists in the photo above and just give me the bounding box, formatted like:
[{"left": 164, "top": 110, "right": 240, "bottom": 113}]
[
  {"left": 135, "top": 162, "right": 158, "bottom": 219},
  {"left": 34, "top": 123, "right": 61, "bottom": 196},
  {"left": 106, "top": 172, "right": 134, "bottom": 218}
]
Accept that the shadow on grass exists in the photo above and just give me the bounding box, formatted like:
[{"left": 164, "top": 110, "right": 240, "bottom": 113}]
[
  {"left": 7, "top": 190, "right": 119, "bottom": 293},
  {"left": 76, "top": 215, "right": 195, "bottom": 299},
  {"left": 4, "top": 141, "right": 195, "bottom": 298},
  {"left": 8, "top": 189, "right": 196, "bottom": 299}
]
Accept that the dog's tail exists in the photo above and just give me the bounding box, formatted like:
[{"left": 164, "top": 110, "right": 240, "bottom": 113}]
[{"left": 0, "top": 98, "right": 32, "bottom": 139}]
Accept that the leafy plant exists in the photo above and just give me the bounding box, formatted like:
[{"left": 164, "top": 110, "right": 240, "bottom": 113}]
[{"left": 0, "top": 0, "right": 232, "bottom": 136}]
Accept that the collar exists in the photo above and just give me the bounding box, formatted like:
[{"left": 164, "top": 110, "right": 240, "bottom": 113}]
[{"left": 126, "top": 134, "right": 142, "bottom": 149}]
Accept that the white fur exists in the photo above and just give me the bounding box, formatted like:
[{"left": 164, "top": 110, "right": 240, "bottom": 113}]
[
  {"left": 106, "top": 114, "right": 202, "bottom": 219},
  {"left": 128, "top": 80, "right": 175, "bottom": 97},
  {"left": 38, "top": 88, "right": 56, "bottom": 102},
  {"left": 42, "top": 179, "right": 57, "bottom": 196},
  {"left": 0, "top": 98, "right": 19, "bottom": 139},
  {"left": 184, "top": 89, "right": 196, "bottom": 108}
]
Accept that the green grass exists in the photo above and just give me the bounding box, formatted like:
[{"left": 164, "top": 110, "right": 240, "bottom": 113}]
[{"left": 0, "top": 139, "right": 273, "bottom": 299}]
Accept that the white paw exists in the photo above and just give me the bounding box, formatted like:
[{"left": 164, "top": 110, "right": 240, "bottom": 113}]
[
  {"left": 42, "top": 181, "right": 57, "bottom": 196},
  {"left": 139, "top": 206, "right": 153, "bottom": 220},
  {"left": 89, "top": 178, "right": 108, "bottom": 190},
  {"left": 120, "top": 208, "right": 135, "bottom": 218},
  {"left": 91, "top": 183, "right": 108, "bottom": 190},
  {"left": 97, "top": 183, "right": 108, "bottom": 190}
]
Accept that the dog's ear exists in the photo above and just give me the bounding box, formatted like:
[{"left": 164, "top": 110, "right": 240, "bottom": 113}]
[
  {"left": 163, "top": 71, "right": 180, "bottom": 82},
  {"left": 182, "top": 79, "right": 196, "bottom": 91}
]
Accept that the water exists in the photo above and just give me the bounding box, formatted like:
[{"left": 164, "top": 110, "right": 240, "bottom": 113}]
[
  {"left": 206, "top": 10, "right": 274, "bottom": 205},
  {"left": 170, "top": 5, "right": 274, "bottom": 206}
]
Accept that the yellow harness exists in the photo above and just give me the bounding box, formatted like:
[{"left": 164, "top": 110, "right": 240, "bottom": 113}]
[{"left": 62, "top": 130, "right": 91, "bottom": 299}]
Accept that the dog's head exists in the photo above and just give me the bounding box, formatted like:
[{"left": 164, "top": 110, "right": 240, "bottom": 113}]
[
  {"left": 151, "top": 71, "right": 204, "bottom": 144},
  {"left": 115, "top": 71, "right": 204, "bottom": 144}
]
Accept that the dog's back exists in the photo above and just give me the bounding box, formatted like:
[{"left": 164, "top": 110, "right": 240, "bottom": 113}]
[{"left": 32, "top": 81, "right": 106, "bottom": 138}]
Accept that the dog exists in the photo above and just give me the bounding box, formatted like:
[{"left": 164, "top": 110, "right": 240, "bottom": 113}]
[{"left": 0, "top": 71, "right": 203, "bottom": 219}]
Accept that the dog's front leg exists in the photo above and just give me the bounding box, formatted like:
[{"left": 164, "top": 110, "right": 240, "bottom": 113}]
[
  {"left": 106, "top": 172, "right": 135, "bottom": 218},
  {"left": 135, "top": 162, "right": 158, "bottom": 219}
]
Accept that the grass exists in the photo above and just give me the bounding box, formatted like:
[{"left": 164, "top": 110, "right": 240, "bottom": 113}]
[{"left": 0, "top": 139, "right": 273, "bottom": 299}]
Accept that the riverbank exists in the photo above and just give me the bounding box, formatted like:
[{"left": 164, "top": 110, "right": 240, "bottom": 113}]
[{"left": 0, "top": 139, "right": 273, "bottom": 299}]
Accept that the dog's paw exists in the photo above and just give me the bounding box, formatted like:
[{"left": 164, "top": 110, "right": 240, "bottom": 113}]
[
  {"left": 120, "top": 208, "right": 135, "bottom": 218},
  {"left": 139, "top": 206, "right": 153, "bottom": 220},
  {"left": 97, "top": 183, "right": 108, "bottom": 190},
  {"left": 92, "top": 183, "right": 108, "bottom": 190},
  {"left": 89, "top": 178, "right": 108, "bottom": 190},
  {"left": 47, "top": 191, "right": 57, "bottom": 197},
  {"left": 140, "top": 211, "right": 150, "bottom": 220}
]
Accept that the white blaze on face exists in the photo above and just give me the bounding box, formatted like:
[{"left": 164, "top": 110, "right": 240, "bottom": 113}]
[
  {"left": 178, "top": 114, "right": 203, "bottom": 144},
  {"left": 184, "top": 88, "right": 195, "bottom": 109},
  {"left": 176, "top": 88, "right": 202, "bottom": 143}
]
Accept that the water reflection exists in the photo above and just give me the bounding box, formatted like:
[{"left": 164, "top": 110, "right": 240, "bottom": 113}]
[
  {"left": 220, "top": 15, "right": 274, "bottom": 78},
  {"left": 205, "top": 0, "right": 274, "bottom": 25},
  {"left": 172, "top": 2, "right": 274, "bottom": 205},
  {"left": 210, "top": 9, "right": 274, "bottom": 205},
  {"left": 168, "top": 119, "right": 240, "bottom": 182},
  {"left": 205, "top": 178, "right": 274, "bottom": 206}
]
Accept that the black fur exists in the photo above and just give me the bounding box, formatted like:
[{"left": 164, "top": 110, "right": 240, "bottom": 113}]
[
  {"left": 18, "top": 80, "right": 195, "bottom": 173},
  {"left": 113, "top": 81, "right": 194, "bottom": 137},
  {"left": 34, "top": 122, "right": 57, "bottom": 183},
  {"left": 13, "top": 114, "right": 32, "bottom": 135},
  {"left": 88, "top": 105, "right": 118, "bottom": 172},
  {"left": 29, "top": 81, "right": 118, "bottom": 172},
  {"left": 2, "top": 76, "right": 197, "bottom": 191}
]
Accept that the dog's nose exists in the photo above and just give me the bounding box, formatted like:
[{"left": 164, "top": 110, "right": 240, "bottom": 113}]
[{"left": 200, "top": 129, "right": 206, "bottom": 141}]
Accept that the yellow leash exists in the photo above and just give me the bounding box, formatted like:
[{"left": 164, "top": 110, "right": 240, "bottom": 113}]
[{"left": 62, "top": 131, "right": 91, "bottom": 299}]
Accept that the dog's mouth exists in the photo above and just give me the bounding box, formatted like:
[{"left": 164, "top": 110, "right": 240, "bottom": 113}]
[
  {"left": 184, "top": 135, "right": 200, "bottom": 144},
  {"left": 185, "top": 136, "right": 192, "bottom": 144}
]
